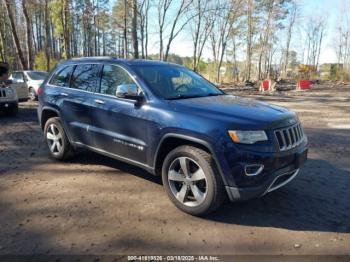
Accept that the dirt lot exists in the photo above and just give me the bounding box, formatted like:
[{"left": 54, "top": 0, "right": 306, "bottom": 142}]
[{"left": 0, "top": 84, "right": 350, "bottom": 256}]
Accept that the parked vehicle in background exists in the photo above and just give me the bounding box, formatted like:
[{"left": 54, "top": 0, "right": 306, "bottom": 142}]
[
  {"left": 37, "top": 57, "right": 308, "bottom": 216},
  {"left": 1, "top": 62, "right": 18, "bottom": 116},
  {"left": 0, "top": 80, "right": 18, "bottom": 116},
  {"left": 9, "top": 71, "right": 48, "bottom": 101}
]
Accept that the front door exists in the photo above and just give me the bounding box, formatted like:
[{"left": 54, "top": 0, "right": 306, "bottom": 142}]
[{"left": 90, "top": 64, "right": 151, "bottom": 164}]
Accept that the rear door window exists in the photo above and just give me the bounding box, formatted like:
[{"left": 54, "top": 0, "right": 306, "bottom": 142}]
[
  {"left": 71, "top": 64, "right": 101, "bottom": 92},
  {"left": 49, "top": 66, "right": 74, "bottom": 87}
]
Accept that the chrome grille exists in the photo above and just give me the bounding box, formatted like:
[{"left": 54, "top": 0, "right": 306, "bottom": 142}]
[
  {"left": 275, "top": 123, "right": 304, "bottom": 151},
  {"left": 0, "top": 89, "right": 6, "bottom": 98}
]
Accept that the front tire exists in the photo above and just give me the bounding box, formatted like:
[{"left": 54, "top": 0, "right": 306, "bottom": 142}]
[
  {"left": 162, "top": 145, "right": 226, "bottom": 216},
  {"left": 44, "top": 117, "right": 73, "bottom": 160}
]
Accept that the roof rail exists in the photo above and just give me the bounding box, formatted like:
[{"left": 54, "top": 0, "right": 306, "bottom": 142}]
[{"left": 69, "top": 56, "right": 118, "bottom": 60}]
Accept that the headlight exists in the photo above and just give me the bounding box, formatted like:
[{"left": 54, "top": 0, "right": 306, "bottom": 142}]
[{"left": 228, "top": 130, "right": 268, "bottom": 144}]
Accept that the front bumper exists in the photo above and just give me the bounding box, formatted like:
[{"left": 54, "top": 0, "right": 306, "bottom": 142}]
[{"left": 224, "top": 147, "right": 308, "bottom": 201}]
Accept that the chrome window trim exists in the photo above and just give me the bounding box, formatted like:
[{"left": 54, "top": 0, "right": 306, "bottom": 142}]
[{"left": 46, "top": 62, "right": 148, "bottom": 103}]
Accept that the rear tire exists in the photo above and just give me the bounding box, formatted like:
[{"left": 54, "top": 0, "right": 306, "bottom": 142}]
[
  {"left": 162, "top": 145, "right": 226, "bottom": 216},
  {"left": 44, "top": 117, "right": 73, "bottom": 160}
]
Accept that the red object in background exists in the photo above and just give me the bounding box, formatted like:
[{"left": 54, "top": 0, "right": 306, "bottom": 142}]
[
  {"left": 37, "top": 86, "right": 43, "bottom": 96},
  {"left": 297, "top": 80, "right": 311, "bottom": 90},
  {"left": 260, "top": 80, "right": 270, "bottom": 91}
]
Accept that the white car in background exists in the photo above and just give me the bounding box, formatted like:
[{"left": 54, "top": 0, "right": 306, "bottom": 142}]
[{"left": 9, "top": 71, "right": 48, "bottom": 101}]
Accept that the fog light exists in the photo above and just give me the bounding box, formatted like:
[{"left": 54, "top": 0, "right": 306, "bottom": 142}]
[{"left": 245, "top": 164, "right": 264, "bottom": 176}]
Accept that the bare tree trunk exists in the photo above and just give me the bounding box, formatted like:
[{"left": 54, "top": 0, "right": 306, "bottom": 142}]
[
  {"left": 62, "top": 0, "right": 71, "bottom": 59},
  {"left": 316, "top": 28, "right": 324, "bottom": 70},
  {"left": 139, "top": 2, "right": 145, "bottom": 59},
  {"left": 158, "top": 0, "right": 193, "bottom": 61},
  {"left": 232, "top": 37, "right": 238, "bottom": 82},
  {"left": 158, "top": 0, "right": 168, "bottom": 60},
  {"left": 144, "top": 0, "right": 149, "bottom": 58},
  {"left": 257, "top": 0, "right": 274, "bottom": 80},
  {"left": 132, "top": 0, "right": 139, "bottom": 58},
  {"left": 0, "top": 13, "right": 7, "bottom": 61},
  {"left": 245, "top": 0, "right": 253, "bottom": 81},
  {"left": 0, "top": 31, "right": 5, "bottom": 61},
  {"left": 283, "top": 1, "right": 297, "bottom": 77},
  {"left": 22, "top": 0, "right": 33, "bottom": 69},
  {"left": 44, "top": 0, "right": 51, "bottom": 71},
  {"left": 102, "top": 29, "right": 106, "bottom": 56},
  {"left": 123, "top": 0, "right": 128, "bottom": 58},
  {"left": 163, "top": 0, "right": 192, "bottom": 61},
  {"left": 191, "top": 0, "right": 213, "bottom": 72},
  {"left": 192, "top": 0, "right": 201, "bottom": 71},
  {"left": 217, "top": 42, "right": 226, "bottom": 83},
  {"left": 3, "top": 0, "right": 26, "bottom": 69}
]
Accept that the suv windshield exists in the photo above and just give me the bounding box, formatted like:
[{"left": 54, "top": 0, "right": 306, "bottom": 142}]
[
  {"left": 131, "top": 65, "right": 223, "bottom": 99},
  {"left": 27, "top": 71, "right": 48, "bottom": 80}
]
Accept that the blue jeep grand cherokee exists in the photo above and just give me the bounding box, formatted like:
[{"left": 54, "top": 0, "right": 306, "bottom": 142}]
[{"left": 38, "top": 57, "right": 308, "bottom": 215}]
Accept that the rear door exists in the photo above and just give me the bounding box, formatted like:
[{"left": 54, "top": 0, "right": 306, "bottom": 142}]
[
  {"left": 46, "top": 65, "right": 75, "bottom": 137},
  {"left": 10, "top": 72, "right": 28, "bottom": 100},
  {"left": 61, "top": 63, "right": 102, "bottom": 146},
  {"left": 90, "top": 64, "right": 150, "bottom": 164}
]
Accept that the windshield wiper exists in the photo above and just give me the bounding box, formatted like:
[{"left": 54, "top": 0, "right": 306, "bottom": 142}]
[
  {"left": 166, "top": 95, "right": 204, "bottom": 100},
  {"left": 206, "top": 93, "right": 223, "bottom": 96},
  {"left": 166, "top": 93, "right": 225, "bottom": 100}
]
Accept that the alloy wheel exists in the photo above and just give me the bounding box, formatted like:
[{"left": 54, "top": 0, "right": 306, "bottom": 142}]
[
  {"left": 168, "top": 157, "right": 208, "bottom": 207},
  {"left": 46, "top": 124, "right": 63, "bottom": 155}
]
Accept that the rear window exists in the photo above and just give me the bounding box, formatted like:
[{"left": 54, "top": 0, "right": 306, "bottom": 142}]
[
  {"left": 11, "top": 72, "right": 25, "bottom": 83},
  {"left": 70, "top": 64, "right": 101, "bottom": 92},
  {"left": 49, "top": 66, "right": 74, "bottom": 87},
  {"left": 27, "top": 71, "right": 48, "bottom": 80}
]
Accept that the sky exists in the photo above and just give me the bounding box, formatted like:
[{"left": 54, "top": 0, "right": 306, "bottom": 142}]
[
  {"left": 141, "top": 0, "right": 347, "bottom": 64},
  {"left": 298, "top": 0, "right": 345, "bottom": 64}
]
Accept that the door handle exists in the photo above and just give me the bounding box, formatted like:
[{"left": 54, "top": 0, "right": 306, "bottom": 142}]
[
  {"left": 94, "top": 99, "right": 105, "bottom": 104},
  {"left": 60, "top": 92, "right": 68, "bottom": 97}
]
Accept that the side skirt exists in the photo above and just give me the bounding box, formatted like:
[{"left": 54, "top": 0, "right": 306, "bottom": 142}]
[{"left": 74, "top": 141, "right": 155, "bottom": 175}]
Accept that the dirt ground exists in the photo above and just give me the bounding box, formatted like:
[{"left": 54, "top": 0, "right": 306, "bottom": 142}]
[{"left": 0, "top": 83, "right": 349, "bottom": 256}]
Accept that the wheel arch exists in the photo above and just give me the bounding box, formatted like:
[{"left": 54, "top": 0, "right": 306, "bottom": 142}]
[
  {"left": 40, "top": 107, "right": 60, "bottom": 130},
  {"left": 41, "top": 106, "right": 75, "bottom": 147},
  {"left": 153, "top": 133, "right": 228, "bottom": 186}
]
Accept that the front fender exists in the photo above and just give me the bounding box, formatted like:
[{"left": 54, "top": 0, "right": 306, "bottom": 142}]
[{"left": 153, "top": 132, "right": 231, "bottom": 186}]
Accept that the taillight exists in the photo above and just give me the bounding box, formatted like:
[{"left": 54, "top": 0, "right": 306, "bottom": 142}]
[{"left": 37, "top": 86, "right": 43, "bottom": 96}]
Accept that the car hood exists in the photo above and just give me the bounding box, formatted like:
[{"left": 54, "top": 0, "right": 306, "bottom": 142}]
[{"left": 169, "top": 95, "right": 297, "bottom": 129}]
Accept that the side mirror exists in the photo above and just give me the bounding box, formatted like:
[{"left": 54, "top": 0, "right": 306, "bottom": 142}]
[
  {"left": 116, "top": 84, "right": 143, "bottom": 101},
  {"left": 4, "top": 79, "right": 13, "bottom": 85}
]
